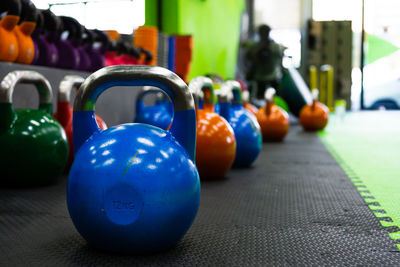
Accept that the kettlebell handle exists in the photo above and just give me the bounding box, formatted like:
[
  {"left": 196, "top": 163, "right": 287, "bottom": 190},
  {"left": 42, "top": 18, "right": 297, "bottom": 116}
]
[
  {"left": 188, "top": 76, "right": 214, "bottom": 105},
  {"left": 58, "top": 75, "right": 85, "bottom": 102},
  {"left": 242, "top": 90, "right": 250, "bottom": 102},
  {"left": 135, "top": 86, "right": 167, "bottom": 114},
  {"left": 73, "top": 65, "right": 196, "bottom": 160},
  {"left": 221, "top": 80, "right": 242, "bottom": 103},
  {"left": 0, "top": 0, "right": 21, "bottom": 17},
  {"left": 311, "top": 89, "right": 319, "bottom": 102},
  {"left": 0, "top": 70, "right": 53, "bottom": 113},
  {"left": 265, "top": 88, "right": 276, "bottom": 103},
  {"left": 136, "top": 86, "right": 167, "bottom": 102}
]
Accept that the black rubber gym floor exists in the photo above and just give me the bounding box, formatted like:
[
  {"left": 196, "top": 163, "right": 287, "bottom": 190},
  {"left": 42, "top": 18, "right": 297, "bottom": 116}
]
[{"left": 1, "top": 126, "right": 399, "bottom": 266}]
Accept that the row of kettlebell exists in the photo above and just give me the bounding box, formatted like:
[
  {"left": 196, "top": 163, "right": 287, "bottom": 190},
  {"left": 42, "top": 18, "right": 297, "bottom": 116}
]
[
  {"left": 134, "top": 77, "right": 263, "bottom": 179},
  {"left": 104, "top": 38, "right": 153, "bottom": 67},
  {"left": 1, "top": 65, "right": 201, "bottom": 254},
  {"left": 134, "top": 76, "right": 329, "bottom": 179},
  {"left": 209, "top": 77, "right": 329, "bottom": 138},
  {"left": 0, "top": 65, "right": 329, "bottom": 254},
  {"left": 241, "top": 86, "right": 329, "bottom": 137},
  {"left": 64, "top": 66, "right": 328, "bottom": 254},
  {"left": 0, "top": 0, "right": 153, "bottom": 71},
  {"left": 0, "top": 0, "right": 105, "bottom": 71}
]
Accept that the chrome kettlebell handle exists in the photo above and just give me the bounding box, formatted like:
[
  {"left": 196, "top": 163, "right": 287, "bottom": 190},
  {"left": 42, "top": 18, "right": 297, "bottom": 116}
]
[
  {"left": 137, "top": 86, "right": 168, "bottom": 102},
  {"left": 73, "top": 65, "right": 197, "bottom": 160},
  {"left": 242, "top": 90, "right": 250, "bottom": 102},
  {"left": 188, "top": 76, "right": 214, "bottom": 105},
  {"left": 0, "top": 70, "right": 53, "bottom": 105},
  {"left": 311, "top": 89, "right": 319, "bottom": 102},
  {"left": 221, "top": 80, "right": 241, "bottom": 103},
  {"left": 75, "top": 65, "right": 193, "bottom": 112},
  {"left": 265, "top": 88, "right": 276, "bottom": 103},
  {"left": 58, "top": 75, "right": 85, "bottom": 102},
  {"left": 215, "top": 88, "right": 228, "bottom": 103}
]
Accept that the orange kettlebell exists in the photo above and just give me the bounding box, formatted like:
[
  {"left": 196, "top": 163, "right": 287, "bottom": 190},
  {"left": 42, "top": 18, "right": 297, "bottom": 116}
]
[
  {"left": 0, "top": 0, "right": 21, "bottom": 62},
  {"left": 14, "top": 0, "right": 36, "bottom": 64},
  {"left": 189, "top": 77, "right": 236, "bottom": 179},
  {"left": 299, "top": 89, "right": 329, "bottom": 131},
  {"left": 256, "top": 88, "right": 289, "bottom": 142},
  {"left": 242, "top": 90, "right": 258, "bottom": 116}
]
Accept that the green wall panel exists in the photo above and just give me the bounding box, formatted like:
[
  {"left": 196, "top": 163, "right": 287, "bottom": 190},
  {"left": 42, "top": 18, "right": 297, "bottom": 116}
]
[
  {"left": 144, "top": 0, "right": 158, "bottom": 26},
  {"left": 145, "top": 0, "right": 245, "bottom": 80}
]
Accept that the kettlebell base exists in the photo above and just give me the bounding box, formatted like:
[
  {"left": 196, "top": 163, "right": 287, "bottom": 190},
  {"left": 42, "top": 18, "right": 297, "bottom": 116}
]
[
  {"left": 196, "top": 153, "right": 234, "bottom": 179},
  {"left": 261, "top": 127, "right": 289, "bottom": 142}
]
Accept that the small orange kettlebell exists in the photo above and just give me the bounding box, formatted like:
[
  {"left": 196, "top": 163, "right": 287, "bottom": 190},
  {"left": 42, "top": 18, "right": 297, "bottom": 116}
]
[
  {"left": 0, "top": 0, "right": 21, "bottom": 62},
  {"left": 242, "top": 90, "right": 258, "bottom": 116},
  {"left": 299, "top": 89, "right": 329, "bottom": 131},
  {"left": 14, "top": 0, "right": 37, "bottom": 64},
  {"left": 189, "top": 76, "right": 236, "bottom": 179},
  {"left": 256, "top": 88, "right": 289, "bottom": 142}
]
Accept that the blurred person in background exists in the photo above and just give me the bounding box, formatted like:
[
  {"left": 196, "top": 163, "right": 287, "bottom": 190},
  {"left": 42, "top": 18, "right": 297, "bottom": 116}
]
[{"left": 244, "top": 24, "right": 284, "bottom": 102}]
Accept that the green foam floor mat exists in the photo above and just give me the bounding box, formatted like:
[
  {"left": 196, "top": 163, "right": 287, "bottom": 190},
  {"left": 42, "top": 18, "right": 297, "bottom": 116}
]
[{"left": 319, "top": 111, "right": 400, "bottom": 249}]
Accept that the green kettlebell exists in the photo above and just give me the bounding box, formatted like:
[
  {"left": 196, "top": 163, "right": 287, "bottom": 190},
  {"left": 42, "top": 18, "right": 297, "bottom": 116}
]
[{"left": 0, "top": 71, "right": 68, "bottom": 186}]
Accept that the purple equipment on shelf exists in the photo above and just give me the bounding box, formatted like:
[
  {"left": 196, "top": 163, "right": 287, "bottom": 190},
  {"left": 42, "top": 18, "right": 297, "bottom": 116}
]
[
  {"left": 55, "top": 16, "right": 80, "bottom": 70},
  {"left": 31, "top": 9, "right": 59, "bottom": 67},
  {"left": 85, "top": 29, "right": 106, "bottom": 72}
]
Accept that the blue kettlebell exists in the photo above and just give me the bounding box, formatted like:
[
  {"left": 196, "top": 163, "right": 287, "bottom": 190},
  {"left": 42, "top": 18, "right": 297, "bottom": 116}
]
[
  {"left": 214, "top": 101, "right": 220, "bottom": 113},
  {"left": 134, "top": 86, "right": 173, "bottom": 130},
  {"left": 218, "top": 80, "right": 262, "bottom": 168},
  {"left": 67, "top": 65, "right": 200, "bottom": 253}
]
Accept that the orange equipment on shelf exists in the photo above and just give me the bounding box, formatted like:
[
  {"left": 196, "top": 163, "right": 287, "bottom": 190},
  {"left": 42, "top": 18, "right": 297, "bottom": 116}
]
[
  {"left": 104, "top": 30, "right": 120, "bottom": 41},
  {"left": 134, "top": 26, "right": 158, "bottom": 65},
  {"left": 14, "top": 0, "right": 37, "bottom": 64},
  {"left": 0, "top": 0, "right": 21, "bottom": 62}
]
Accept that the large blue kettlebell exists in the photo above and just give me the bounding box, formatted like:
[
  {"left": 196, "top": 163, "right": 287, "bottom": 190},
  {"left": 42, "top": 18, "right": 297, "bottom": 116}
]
[
  {"left": 218, "top": 80, "right": 262, "bottom": 168},
  {"left": 134, "top": 86, "right": 173, "bottom": 130},
  {"left": 67, "top": 65, "right": 200, "bottom": 253}
]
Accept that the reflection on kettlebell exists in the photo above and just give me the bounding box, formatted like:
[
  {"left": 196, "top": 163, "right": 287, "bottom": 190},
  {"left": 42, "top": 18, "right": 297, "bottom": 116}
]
[
  {"left": 218, "top": 80, "right": 262, "bottom": 168},
  {"left": 67, "top": 65, "right": 200, "bottom": 253},
  {"left": 53, "top": 75, "right": 107, "bottom": 169},
  {"left": 0, "top": 71, "right": 68, "bottom": 186},
  {"left": 256, "top": 88, "right": 289, "bottom": 142},
  {"left": 134, "top": 86, "right": 173, "bottom": 130},
  {"left": 299, "top": 89, "right": 329, "bottom": 131},
  {"left": 189, "top": 76, "right": 236, "bottom": 179}
]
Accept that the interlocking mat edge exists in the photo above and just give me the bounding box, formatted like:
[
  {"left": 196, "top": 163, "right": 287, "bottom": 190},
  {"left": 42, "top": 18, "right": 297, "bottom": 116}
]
[{"left": 319, "top": 111, "right": 400, "bottom": 251}]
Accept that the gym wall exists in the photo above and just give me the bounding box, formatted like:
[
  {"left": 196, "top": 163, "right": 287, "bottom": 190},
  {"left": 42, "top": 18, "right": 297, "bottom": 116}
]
[{"left": 145, "top": 0, "right": 245, "bottom": 80}]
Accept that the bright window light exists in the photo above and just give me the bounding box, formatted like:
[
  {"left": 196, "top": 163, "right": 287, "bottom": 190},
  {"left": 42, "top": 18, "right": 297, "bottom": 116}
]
[
  {"left": 31, "top": 0, "right": 145, "bottom": 34},
  {"left": 312, "top": 0, "right": 362, "bottom": 32},
  {"left": 50, "top": 3, "right": 86, "bottom": 24}
]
